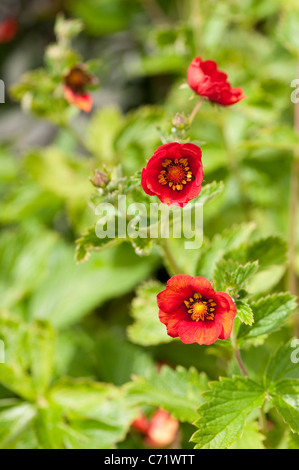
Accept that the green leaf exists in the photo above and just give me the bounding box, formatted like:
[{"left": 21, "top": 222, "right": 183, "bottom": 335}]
[
  {"left": 93, "top": 332, "right": 155, "bottom": 385},
  {"left": 269, "top": 380, "right": 299, "bottom": 433},
  {"left": 126, "top": 365, "right": 209, "bottom": 422},
  {"left": 28, "top": 321, "right": 55, "bottom": 397},
  {"left": 191, "top": 181, "right": 224, "bottom": 206},
  {"left": 196, "top": 223, "right": 256, "bottom": 279},
  {"left": 34, "top": 405, "right": 65, "bottom": 449},
  {"left": 130, "top": 237, "right": 154, "bottom": 256},
  {"left": 213, "top": 259, "right": 258, "bottom": 293},
  {"left": 127, "top": 281, "right": 173, "bottom": 347},
  {"left": 236, "top": 300, "right": 254, "bottom": 326},
  {"left": 238, "top": 294, "right": 297, "bottom": 340},
  {"left": 29, "top": 242, "right": 157, "bottom": 328},
  {"left": 224, "top": 236, "right": 288, "bottom": 272},
  {"left": 47, "top": 378, "right": 137, "bottom": 449},
  {"left": 191, "top": 376, "right": 266, "bottom": 449},
  {"left": 231, "top": 420, "right": 265, "bottom": 449},
  {"left": 265, "top": 341, "right": 299, "bottom": 386},
  {"left": 277, "top": 7, "right": 299, "bottom": 56},
  {"left": 0, "top": 312, "right": 55, "bottom": 400},
  {"left": 0, "top": 225, "right": 57, "bottom": 310},
  {"left": 75, "top": 226, "right": 120, "bottom": 263},
  {"left": 86, "top": 106, "right": 125, "bottom": 162},
  {"left": 0, "top": 400, "right": 36, "bottom": 449},
  {"left": 288, "top": 432, "right": 299, "bottom": 449}
]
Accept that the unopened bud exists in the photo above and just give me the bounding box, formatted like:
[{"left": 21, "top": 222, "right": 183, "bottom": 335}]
[
  {"left": 90, "top": 170, "right": 109, "bottom": 188},
  {"left": 172, "top": 113, "right": 187, "bottom": 129}
]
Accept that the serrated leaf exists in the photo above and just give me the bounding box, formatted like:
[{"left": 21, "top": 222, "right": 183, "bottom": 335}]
[
  {"left": 238, "top": 294, "right": 297, "bottom": 340},
  {"left": 213, "top": 259, "right": 258, "bottom": 293},
  {"left": 130, "top": 237, "right": 153, "bottom": 256},
  {"left": 236, "top": 300, "right": 254, "bottom": 325},
  {"left": 191, "top": 376, "right": 266, "bottom": 449},
  {"left": 265, "top": 341, "right": 299, "bottom": 386},
  {"left": 269, "top": 380, "right": 299, "bottom": 433},
  {"left": 75, "top": 227, "right": 120, "bottom": 263},
  {"left": 224, "top": 236, "right": 287, "bottom": 272},
  {"left": 126, "top": 365, "right": 209, "bottom": 422},
  {"left": 231, "top": 420, "right": 265, "bottom": 449},
  {"left": 196, "top": 223, "right": 256, "bottom": 279},
  {"left": 128, "top": 281, "right": 172, "bottom": 346}
]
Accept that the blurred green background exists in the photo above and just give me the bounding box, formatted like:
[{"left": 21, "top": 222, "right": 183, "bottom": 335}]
[{"left": 0, "top": 0, "right": 298, "bottom": 449}]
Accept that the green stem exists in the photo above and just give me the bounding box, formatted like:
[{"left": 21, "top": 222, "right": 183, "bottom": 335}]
[
  {"left": 231, "top": 326, "right": 249, "bottom": 377},
  {"left": 188, "top": 99, "right": 203, "bottom": 125},
  {"left": 159, "top": 239, "right": 182, "bottom": 276}
]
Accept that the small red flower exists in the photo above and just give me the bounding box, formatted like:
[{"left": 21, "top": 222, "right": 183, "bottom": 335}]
[
  {"left": 0, "top": 17, "right": 18, "bottom": 43},
  {"left": 141, "top": 142, "right": 203, "bottom": 207},
  {"left": 132, "top": 409, "right": 179, "bottom": 448},
  {"left": 187, "top": 57, "right": 245, "bottom": 106},
  {"left": 64, "top": 65, "right": 95, "bottom": 113},
  {"left": 157, "top": 275, "right": 236, "bottom": 345}
]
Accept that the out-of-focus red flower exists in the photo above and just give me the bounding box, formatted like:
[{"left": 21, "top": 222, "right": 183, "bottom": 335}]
[
  {"left": 187, "top": 57, "right": 245, "bottom": 106},
  {"left": 0, "top": 17, "right": 18, "bottom": 43},
  {"left": 157, "top": 275, "right": 236, "bottom": 345},
  {"left": 141, "top": 142, "right": 203, "bottom": 207},
  {"left": 64, "top": 65, "right": 95, "bottom": 113},
  {"left": 132, "top": 409, "right": 179, "bottom": 448},
  {"left": 132, "top": 413, "right": 150, "bottom": 435}
]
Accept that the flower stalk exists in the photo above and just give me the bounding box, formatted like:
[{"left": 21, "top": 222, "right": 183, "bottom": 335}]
[{"left": 230, "top": 326, "right": 249, "bottom": 377}]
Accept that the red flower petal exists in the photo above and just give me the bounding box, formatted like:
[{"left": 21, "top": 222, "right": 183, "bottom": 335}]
[
  {"left": 157, "top": 274, "right": 194, "bottom": 313},
  {"left": 187, "top": 57, "right": 245, "bottom": 106},
  {"left": 178, "top": 319, "right": 223, "bottom": 345},
  {"left": 157, "top": 275, "right": 236, "bottom": 346},
  {"left": 64, "top": 86, "right": 92, "bottom": 113},
  {"left": 189, "top": 276, "right": 216, "bottom": 299},
  {"left": 215, "top": 292, "right": 237, "bottom": 339},
  {"left": 141, "top": 142, "right": 204, "bottom": 207}
]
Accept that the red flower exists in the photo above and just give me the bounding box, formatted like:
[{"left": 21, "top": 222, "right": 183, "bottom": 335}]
[
  {"left": 141, "top": 142, "right": 203, "bottom": 207},
  {"left": 0, "top": 17, "right": 18, "bottom": 43},
  {"left": 187, "top": 57, "right": 245, "bottom": 106},
  {"left": 132, "top": 409, "right": 179, "bottom": 448},
  {"left": 157, "top": 275, "right": 236, "bottom": 345},
  {"left": 64, "top": 65, "right": 95, "bottom": 113}
]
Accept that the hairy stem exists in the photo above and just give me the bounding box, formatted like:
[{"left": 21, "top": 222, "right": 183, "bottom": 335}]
[
  {"left": 188, "top": 99, "right": 203, "bottom": 125},
  {"left": 159, "top": 239, "right": 182, "bottom": 276},
  {"left": 231, "top": 326, "right": 249, "bottom": 377}
]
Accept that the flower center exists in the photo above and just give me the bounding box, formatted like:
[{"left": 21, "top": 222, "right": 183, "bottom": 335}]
[
  {"left": 184, "top": 293, "right": 217, "bottom": 322},
  {"left": 158, "top": 158, "right": 193, "bottom": 191},
  {"left": 65, "top": 67, "right": 92, "bottom": 93}
]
